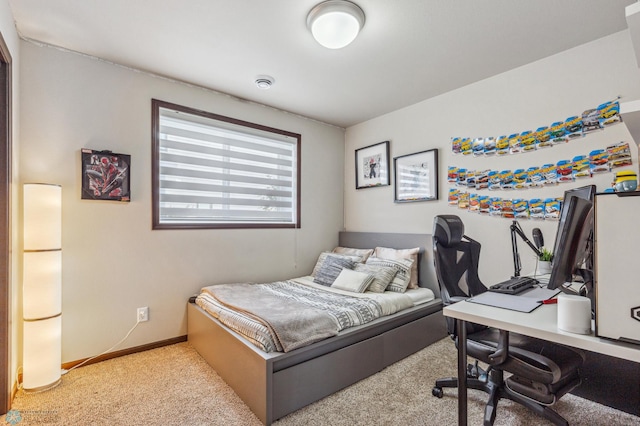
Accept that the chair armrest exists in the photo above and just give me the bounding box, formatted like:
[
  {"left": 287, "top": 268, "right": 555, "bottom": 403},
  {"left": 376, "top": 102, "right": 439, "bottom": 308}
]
[
  {"left": 487, "top": 329, "right": 509, "bottom": 365},
  {"left": 448, "top": 296, "right": 468, "bottom": 304}
]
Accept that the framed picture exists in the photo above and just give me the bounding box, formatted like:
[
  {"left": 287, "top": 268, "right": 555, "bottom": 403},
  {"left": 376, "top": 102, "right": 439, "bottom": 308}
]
[
  {"left": 81, "top": 148, "right": 131, "bottom": 201},
  {"left": 355, "top": 141, "right": 390, "bottom": 189},
  {"left": 393, "top": 149, "right": 438, "bottom": 202}
]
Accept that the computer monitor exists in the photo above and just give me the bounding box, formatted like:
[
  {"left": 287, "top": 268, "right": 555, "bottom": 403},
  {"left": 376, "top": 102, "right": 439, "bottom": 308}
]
[
  {"left": 547, "top": 195, "right": 594, "bottom": 292},
  {"left": 550, "top": 184, "right": 596, "bottom": 264}
]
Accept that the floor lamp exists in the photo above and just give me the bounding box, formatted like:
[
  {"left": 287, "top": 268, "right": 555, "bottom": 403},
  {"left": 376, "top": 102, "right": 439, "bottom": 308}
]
[{"left": 22, "top": 183, "right": 62, "bottom": 392}]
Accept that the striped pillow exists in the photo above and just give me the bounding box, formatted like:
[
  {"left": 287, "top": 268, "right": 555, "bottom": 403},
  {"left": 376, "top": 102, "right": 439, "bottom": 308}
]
[
  {"left": 313, "top": 255, "right": 355, "bottom": 286},
  {"left": 366, "top": 257, "right": 414, "bottom": 293},
  {"left": 331, "top": 246, "right": 374, "bottom": 263},
  {"left": 312, "top": 252, "right": 363, "bottom": 277},
  {"left": 354, "top": 263, "right": 398, "bottom": 293},
  {"left": 374, "top": 247, "right": 420, "bottom": 289}
]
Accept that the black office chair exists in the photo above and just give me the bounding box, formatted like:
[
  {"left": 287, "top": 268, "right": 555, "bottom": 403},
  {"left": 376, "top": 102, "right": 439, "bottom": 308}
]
[{"left": 431, "top": 215, "right": 584, "bottom": 426}]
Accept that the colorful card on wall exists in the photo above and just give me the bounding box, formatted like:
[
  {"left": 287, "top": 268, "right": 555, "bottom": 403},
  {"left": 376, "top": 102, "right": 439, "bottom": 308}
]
[
  {"left": 513, "top": 169, "right": 528, "bottom": 189},
  {"left": 487, "top": 171, "right": 500, "bottom": 190},
  {"left": 501, "top": 199, "right": 514, "bottom": 219},
  {"left": 460, "top": 138, "right": 473, "bottom": 155},
  {"left": 598, "top": 101, "right": 621, "bottom": 127},
  {"left": 607, "top": 142, "right": 632, "bottom": 169},
  {"left": 489, "top": 197, "right": 502, "bottom": 217},
  {"left": 513, "top": 199, "right": 529, "bottom": 219},
  {"left": 544, "top": 198, "right": 561, "bottom": 220},
  {"left": 451, "top": 137, "right": 462, "bottom": 154},
  {"left": 495, "top": 135, "right": 509, "bottom": 156},
  {"left": 469, "top": 193, "right": 480, "bottom": 213},
  {"left": 519, "top": 130, "right": 536, "bottom": 152},
  {"left": 479, "top": 195, "right": 490, "bottom": 214},
  {"left": 589, "top": 149, "right": 610, "bottom": 174},
  {"left": 458, "top": 191, "right": 469, "bottom": 210},
  {"left": 507, "top": 133, "right": 521, "bottom": 154},
  {"left": 564, "top": 116, "right": 584, "bottom": 140},
  {"left": 448, "top": 188, "right": 460, "bottom": 206},
  {"left": 472, "top": 138, "right": 485, "bottom": 156},
  {"left": 529, "top": 199, "right": 545, "bottom": 219},
  {"left": 572, "top": 155, "right": 591, "bottom": 179},
  {"left": 527, "top": 166, "right": 543, "bottom": 188},
  {"left": 541, "top": 163, "right": 558, "bottom": 186},
  {"left": 556, "top": 159, "right": 574, "bottom": 183},
  {"left": 549, "top": 121, "right": 568, "bottom": 144},
  {"left": 581, "top": 108, "right": 602, "bottom": 133},
  {"left": 484, "top": 137, "right": 496, "bottom": 156},
  {"left": 475, "top": 170, "right": 490, "bottom": 190},
  {"left": 534, "top": 126, "right": 552, "bottom": 149}
]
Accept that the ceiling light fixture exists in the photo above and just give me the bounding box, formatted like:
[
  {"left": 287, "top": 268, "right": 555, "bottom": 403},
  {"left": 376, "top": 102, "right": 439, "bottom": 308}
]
[
  {"left": 307, "top": 0, "right": 365, "bottom": 49},
  {"left": 255, "top": 75, "right": 275, "bottom": 90}
]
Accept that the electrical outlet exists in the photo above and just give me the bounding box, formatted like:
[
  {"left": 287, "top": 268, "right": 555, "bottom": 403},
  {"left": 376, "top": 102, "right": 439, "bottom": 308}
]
[{"left": 137, "top": 307, "right": 149, "bottom": 322}]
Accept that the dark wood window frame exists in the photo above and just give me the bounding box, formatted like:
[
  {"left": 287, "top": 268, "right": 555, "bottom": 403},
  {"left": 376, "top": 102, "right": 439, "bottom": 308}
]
[{"left": 151, "top": 99, "right": 302, "bottom": 230}]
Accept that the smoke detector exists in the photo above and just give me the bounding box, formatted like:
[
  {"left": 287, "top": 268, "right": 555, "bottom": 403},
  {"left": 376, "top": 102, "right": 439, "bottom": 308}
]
[{"left": 255, "top": 75, "right": 275, "bottom": 90}]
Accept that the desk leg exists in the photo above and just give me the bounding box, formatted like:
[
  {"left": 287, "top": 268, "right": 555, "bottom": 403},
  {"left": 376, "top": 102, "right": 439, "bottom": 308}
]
[{"left": 457, "top": 318, "right": 467, "bottom": 426}]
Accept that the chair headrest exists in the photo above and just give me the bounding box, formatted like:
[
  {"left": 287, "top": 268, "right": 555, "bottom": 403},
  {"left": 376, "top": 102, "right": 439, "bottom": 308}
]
[{"left": 433, "top": 215, "right": 464, "bottom": 248}]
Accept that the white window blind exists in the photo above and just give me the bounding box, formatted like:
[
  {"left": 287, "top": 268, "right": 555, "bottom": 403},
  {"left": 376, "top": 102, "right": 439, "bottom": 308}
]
[{"left": 153, "top": 101, "right": 300, "bottom": 229}]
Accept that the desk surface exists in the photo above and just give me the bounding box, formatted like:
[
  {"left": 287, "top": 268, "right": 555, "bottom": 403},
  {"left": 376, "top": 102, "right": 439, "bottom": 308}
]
[{"left": 444, "top": 300, "right": 640, "bottom": 363}]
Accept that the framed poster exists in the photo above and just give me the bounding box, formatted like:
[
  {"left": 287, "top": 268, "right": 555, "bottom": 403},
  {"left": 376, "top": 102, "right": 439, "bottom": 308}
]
[
  {"left": 81, "top": 149, "right": 131, "bottom": 201},
  {"left": 355, "top": 141, "right": 390, "bottom": 189},
  {"left": 394, "top": 149, "right": 438, "bottom": 202}
]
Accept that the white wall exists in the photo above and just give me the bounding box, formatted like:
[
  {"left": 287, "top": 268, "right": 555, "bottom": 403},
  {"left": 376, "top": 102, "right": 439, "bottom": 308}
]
[
  {"left": 345, "top": 31, "right": 640, "bottom": 285},
  {"left": 18, "top": 41, "right": 345, "bottom": 362}
]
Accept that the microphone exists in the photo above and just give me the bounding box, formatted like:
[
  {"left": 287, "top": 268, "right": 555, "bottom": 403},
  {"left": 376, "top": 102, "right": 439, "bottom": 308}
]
[{"left": 532, "top": 228, "right": 544, "bottom": 249}]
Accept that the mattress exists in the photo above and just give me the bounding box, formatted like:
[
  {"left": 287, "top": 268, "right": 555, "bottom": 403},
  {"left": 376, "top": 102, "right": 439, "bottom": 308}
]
[{"left": 195, "top": 276, "right": 435, "bottom": 353}]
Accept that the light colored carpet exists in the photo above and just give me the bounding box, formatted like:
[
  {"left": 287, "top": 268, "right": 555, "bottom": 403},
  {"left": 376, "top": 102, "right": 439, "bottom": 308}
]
[{"left": 3, "top": 338, "right": 638, "bottom": 425}]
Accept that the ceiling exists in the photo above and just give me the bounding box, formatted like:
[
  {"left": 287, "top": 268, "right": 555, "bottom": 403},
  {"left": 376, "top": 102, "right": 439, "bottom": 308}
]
[{"left": 7, "top": 0, "right": 637, "bottom": 128}]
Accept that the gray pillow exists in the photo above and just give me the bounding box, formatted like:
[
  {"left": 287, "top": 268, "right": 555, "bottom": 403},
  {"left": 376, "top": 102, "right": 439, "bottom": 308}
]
[
  {"left": 313, "top": 255, "right": 355, "bottom": 286},
  {"left": 366, "top": 257, "right": 414, "bottom": 292},
  {"left": 311, "top": 252, "right": 362, "bottom": 277},
  {"left": 354, "top": 263, "right": 397, "bottom": 293}
]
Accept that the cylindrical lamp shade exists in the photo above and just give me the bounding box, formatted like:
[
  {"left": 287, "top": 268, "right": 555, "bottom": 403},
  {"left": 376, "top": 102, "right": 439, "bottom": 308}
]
[
  {"left": 23, "top": 316, "right": 62, "bottom": 391},
  {"left": 23, "top": 184, "right": 61, "bottom": 251},
  {"left": 23, "top": 250, "right": 62, "bottom": 320},
  {"left": 22, "top": 183, "right": 62, "bottom": 392}
]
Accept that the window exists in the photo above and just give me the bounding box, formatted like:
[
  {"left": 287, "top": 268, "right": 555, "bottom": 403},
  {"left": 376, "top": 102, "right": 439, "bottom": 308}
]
[{"left": 152, "top": 100, "right": 301, "bottom": 229}]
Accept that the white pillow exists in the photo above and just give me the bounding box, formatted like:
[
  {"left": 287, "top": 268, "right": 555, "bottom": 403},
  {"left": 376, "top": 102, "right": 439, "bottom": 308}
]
[{"left": 331, "top": 269, "right": 374, "bottom": 293}]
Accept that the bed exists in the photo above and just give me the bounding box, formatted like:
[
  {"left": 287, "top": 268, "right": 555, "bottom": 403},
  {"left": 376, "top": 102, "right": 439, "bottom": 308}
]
[{"left": 187, "top": 232, "right": 447, "bottom": 425}]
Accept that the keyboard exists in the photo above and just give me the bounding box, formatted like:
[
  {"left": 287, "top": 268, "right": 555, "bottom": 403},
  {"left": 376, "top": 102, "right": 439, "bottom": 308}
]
[{"left": 488, "top": 276, "right": 538, "bottom": 295}]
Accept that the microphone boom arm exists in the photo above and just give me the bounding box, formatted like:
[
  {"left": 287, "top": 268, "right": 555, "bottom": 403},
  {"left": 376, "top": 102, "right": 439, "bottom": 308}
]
[{"left": 510, "top": 220, "right": 543, "bottom": 277}]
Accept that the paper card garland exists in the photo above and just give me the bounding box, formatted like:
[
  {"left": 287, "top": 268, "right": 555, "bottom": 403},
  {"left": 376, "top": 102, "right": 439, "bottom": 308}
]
[
  {"left": 452, "top": 100, "right": 621, "bottom": 156},
  {"left": 448, "top": 141, "right": 633, "bottom": 220},
  {"left": 448, "top": 142, "right": 632, "bottom": 190}
]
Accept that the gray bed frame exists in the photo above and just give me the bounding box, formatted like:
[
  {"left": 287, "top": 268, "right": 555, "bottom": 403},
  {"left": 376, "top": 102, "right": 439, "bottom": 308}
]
[{"left": 187, "top": 232, "right": 447, "bottom": 425}]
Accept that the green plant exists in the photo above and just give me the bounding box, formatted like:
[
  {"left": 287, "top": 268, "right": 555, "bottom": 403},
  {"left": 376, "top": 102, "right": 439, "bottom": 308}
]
[{"left": 539, "top": 247, "right": 553, "bottom": 262}]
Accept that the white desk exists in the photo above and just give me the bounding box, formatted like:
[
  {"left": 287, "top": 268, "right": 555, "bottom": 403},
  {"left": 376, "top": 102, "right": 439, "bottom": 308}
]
[{"left": 444, "top": 300, "right": 640, "bottom": 425}]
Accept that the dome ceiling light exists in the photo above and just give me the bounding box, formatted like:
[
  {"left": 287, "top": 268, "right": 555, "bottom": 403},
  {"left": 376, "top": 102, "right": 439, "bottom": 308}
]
[{"left": 307, "top": 0, "right": 365, "bottom": 49}]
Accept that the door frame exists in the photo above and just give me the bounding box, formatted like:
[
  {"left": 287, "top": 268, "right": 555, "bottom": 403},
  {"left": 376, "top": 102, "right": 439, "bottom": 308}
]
[{"left": 0, "top": 29, "right": 13, "bottom": 413}]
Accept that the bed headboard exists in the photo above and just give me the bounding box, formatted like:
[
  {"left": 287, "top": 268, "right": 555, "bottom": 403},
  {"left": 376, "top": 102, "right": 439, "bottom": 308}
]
[{"left": 338, "top": 231, "right": 440, "bottom": 299}]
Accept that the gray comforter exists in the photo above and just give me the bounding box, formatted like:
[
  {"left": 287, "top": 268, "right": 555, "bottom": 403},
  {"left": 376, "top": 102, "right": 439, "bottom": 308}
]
[{"left": 201, "top": 280, "right": 386, "bottom": 352}]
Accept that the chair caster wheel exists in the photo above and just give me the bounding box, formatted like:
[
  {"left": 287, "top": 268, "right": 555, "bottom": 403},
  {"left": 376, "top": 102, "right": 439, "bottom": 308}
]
[{"left": 432, "top": 387, "right": 443, "bottom": 398}]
